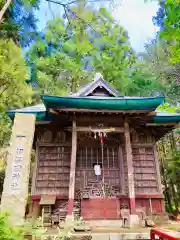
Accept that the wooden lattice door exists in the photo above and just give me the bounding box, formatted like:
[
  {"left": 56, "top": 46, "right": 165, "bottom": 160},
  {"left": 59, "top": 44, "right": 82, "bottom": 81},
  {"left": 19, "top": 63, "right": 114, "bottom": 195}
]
[{"left": 75, "top": 145, "right": 122, "bottom": 195}]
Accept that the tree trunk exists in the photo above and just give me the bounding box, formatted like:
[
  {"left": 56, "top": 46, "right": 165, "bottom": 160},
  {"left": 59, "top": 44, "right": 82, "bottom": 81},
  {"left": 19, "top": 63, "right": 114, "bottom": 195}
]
[
  {"left": 161, "top": 139, "right": 173, "bottom": 212},
  {"left": 0, "top": 0, "right": 12, "bottom": 23},
  {"left": 171, "top": 180, "right": 179, "bottom": 212},
  {"left": 71, "top": 78, "right": 77, "bottom": 93}
]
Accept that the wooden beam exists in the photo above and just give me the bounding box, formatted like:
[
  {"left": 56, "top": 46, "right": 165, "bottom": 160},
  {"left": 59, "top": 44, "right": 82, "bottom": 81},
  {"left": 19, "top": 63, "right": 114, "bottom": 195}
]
[
  {"left": 147, "top": 111, "right": 157, "bottom": 116},
  {"left": 56, "top": 108, "right": 150, "bottom": 114},
  {"left": 31, "top": 195, "right": 69, "bottom": 200},
  {"left": 135, "top": 194, "right": 164, "bottom": 199},
  {"left": 36, "top": 121, "right": 51, "bottom": 125},
  {"left": 49, "top": 108, "right": 59, "bottom": 115},
  {"left": 115, "top": 194, "right": 164, "bottom": 199},
  {"left": 76, "top": 115, "right": 125, "bottom": 124},
  {"left": 38, "top": 142, "right": 71, "bottom": 147},
  {"left": 67, "top": 120, "right": 77, "bottom": 216},
  {"left": 124, "top": 120, "right": 136, "bottom": 214},
  {"left": 146, "top": 123, "right": 176, "bottom": 127},
  {"left": 131, "top": 143, "right": 154, "bottom": 148},
  {"left": 66, "top": 126, "right": 124, "bottom": 132},
  {"left": 119, "top": 146, "right": 125, "bottom": 194},
  {"left": 66, "top": 126, "right": 137, "bottom": 133},
  {"left": 31, "top": 143, "right": 39, "bottom": 196},
  {"left": 149, "top": 198, "right": 152, "bottom": 213},
  {"left": 31, "top": 201, "right": 40, "bottom": 221}
]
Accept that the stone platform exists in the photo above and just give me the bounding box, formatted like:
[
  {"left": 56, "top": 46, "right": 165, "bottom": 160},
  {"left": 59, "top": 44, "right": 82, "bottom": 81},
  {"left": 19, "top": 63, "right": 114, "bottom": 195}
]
[{"left": 85, "top": 220, "right": 123, "bottom": 228}]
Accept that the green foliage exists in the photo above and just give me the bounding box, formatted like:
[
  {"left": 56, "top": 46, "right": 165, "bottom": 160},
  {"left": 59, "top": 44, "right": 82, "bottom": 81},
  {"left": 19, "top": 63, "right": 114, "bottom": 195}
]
[
  {"left": 0, "top": 212, "right": 24, "bottom": 240},
  {"left": 0, "top": 39, "right": 33, "bottom": 147},
  {"left": 51, "top": 217, "right": 88, "bottom": 240},
  {"left": 158, "top": 131, "right": 180, "bottom": 212},
  {"left": 23, "top": 218, "right": 47, "bottom": 237},
  {"left": 154, "top": 0, "right": 180, "bottom": 64},
  {"left": 27, "top": 7, "right": 136, "bottom": 96},
  {"left": 0, "top": 114, "right": 12, "bottom": 147},
  {"left": 158, "top": 103, "right": 180, "bottom": 113},
  {"left": 0, "top": 39, "right": 33, "bottom": 112},
  {"left": 28, "top": 7, "right": 178, "bottom": 102},
  {"left": 0, "top": 146, "right": 6, "bottom": 195},
  {"left": 0, "top": 0, "right": 40, "bottom": 47},
  {"left": 0, "top": 213, "right": 46, "bottom": 240},
  {"left": 133, "top": 41, "right": 180, "bottom": 103},
  {"left": 125, "top": 61, "right": 165, "bottom": 97}
]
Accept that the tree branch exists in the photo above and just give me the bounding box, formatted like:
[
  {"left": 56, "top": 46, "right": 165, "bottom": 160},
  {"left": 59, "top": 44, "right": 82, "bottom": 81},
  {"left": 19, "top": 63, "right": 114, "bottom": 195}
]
[
  {"left": 0, "top": 0, "right": 12, "bottom": 23},
  {"left": 45, "top": 0, "right": 66, "bottom": 7},
  {"left": 0, "top": 84, "right": 10, "bottom": 98},
  {"left": 45, "top": 0, "right": 114, "bottom": 6},
  {"left": 63, "top": 5, "right": 72, "bottom": 27}
]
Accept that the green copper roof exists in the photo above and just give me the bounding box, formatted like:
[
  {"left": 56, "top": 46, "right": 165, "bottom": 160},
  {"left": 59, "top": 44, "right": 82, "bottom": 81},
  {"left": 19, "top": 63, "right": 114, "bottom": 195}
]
[
  {"left": 41, "top": 95, "right": 165, "bottom": 111},
  {"left": 4, "top": 74, "right": 180, "bottom": 125},
  {"left": 6, "top": 104, "right": 180, "bottom": 124},
  {"left": 7, "top": 111, "right": 49, "bottom": 121},
  {"left": 152, "top": 115, "right": 180, "bottom": 123},
  {"left": 7, "top": 104, "right": 52, "bottom": 121}
]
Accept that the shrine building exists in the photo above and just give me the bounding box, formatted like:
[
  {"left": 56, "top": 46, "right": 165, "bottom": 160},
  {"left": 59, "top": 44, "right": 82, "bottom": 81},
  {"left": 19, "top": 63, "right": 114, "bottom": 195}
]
[{"left": 1, "top": 73, "right": 180, "bottom": 225}]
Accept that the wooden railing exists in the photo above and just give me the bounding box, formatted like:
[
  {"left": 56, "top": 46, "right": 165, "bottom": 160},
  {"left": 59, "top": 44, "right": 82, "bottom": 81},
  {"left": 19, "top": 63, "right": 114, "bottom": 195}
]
[{"left": 150, "top": 229, "right": 180, "bottom": 240}]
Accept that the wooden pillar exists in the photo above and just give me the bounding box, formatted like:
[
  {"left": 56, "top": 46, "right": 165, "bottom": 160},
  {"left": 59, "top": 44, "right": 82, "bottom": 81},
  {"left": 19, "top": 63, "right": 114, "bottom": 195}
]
[
  {"left": 31, "top": 200, "right": 40, "bottom": 221},
  {"left": 31, "top": 143, "right": 38, "bottom": 196},
  {"left": 67, "top": 120, "right": 77, "bottom": 217},
  {"left": 124, "top": 120, "right": 136, "bottom": 214},
  {"left": 119, "top": 146, "right": 125, "bottom": 194}
]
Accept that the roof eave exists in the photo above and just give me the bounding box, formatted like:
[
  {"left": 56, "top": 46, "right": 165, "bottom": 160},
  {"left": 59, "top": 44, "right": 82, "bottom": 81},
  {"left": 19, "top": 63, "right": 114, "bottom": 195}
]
[{"left": 41, "top": 95, "right": 165, "bottom": 111}]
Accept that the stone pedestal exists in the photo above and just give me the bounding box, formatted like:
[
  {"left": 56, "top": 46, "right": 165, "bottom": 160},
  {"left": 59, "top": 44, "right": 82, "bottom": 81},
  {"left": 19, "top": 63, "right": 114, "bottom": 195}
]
[
  {"left": 1, "top": 113, "right": 35, "bottom": 224},
  {"left": 129, "top": 214, "right": 139, "bottom": 227},
  {"left": 66, "top": 215, "right": 75, "bottom": 222}
]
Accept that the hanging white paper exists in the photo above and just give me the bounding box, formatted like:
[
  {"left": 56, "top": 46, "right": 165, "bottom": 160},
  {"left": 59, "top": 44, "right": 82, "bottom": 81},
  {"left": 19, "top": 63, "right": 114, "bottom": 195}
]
[{"left": 94, "top": 164, "right": 101, "bottom": 176}]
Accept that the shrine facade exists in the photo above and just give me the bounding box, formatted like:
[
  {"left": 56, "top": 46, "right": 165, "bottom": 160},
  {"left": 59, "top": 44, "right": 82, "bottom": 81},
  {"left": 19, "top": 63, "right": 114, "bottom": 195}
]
[{"left": 2, "top": 73, "right": 180, "bottom": 224}]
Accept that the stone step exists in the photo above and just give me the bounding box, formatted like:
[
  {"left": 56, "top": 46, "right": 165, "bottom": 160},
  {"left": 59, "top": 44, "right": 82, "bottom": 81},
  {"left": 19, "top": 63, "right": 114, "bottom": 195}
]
[{"left": 148, "top": 214, "right": 169, "bottom": 224}]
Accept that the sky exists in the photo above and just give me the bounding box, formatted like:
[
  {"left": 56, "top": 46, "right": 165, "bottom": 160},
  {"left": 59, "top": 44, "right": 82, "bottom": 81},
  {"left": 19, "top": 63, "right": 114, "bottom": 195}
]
[
  {"left": 37, "top": 0, "right": 159, "bottom": 52},
  {"left": 113, "top": 0, "right": 159, "bottom": 52}
]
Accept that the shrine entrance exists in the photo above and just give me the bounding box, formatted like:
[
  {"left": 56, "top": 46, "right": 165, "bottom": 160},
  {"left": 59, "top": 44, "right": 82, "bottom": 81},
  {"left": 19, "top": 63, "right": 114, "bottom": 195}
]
[
  {"left": 76, "top": 146, "right": 121, "bottom": 191},
  {"left": 75, "top": 131, "right": 124, "bottom": 220}
]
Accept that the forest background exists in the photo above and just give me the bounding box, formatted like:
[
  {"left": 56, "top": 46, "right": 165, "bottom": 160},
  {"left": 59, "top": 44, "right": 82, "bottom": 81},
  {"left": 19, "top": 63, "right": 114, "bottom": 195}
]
[{"left": 0, "top": 0, "right": 180, "bottom": 212}]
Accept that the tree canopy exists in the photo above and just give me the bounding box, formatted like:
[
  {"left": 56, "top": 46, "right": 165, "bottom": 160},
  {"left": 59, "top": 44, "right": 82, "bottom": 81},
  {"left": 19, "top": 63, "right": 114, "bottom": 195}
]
[
  {"left": 0, "top": 0, "right": 40, "bottom": 47},
  {"left": 27, "top": 5, "right": 179, "bottom": 105},
  {"left": 0, "top": 38, "right": 33, "bottom": 146},
  {"left": 150, "top": 0, "right": 180, "bottom": 212},
  {"left": 0, "top": 0, "right": 39, "bottom": 146},
  {"left": 0, "top": 39, "right": 33, "bottom": 112},
  {"left": 0, "top": 1, "right": 180, "bottom": 213},
  {"left": 153, "top": 0, "right": 180, "bottom": 65},
  {"left": 27, "top": 7, "right": 137, "bottom": 97}
]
